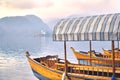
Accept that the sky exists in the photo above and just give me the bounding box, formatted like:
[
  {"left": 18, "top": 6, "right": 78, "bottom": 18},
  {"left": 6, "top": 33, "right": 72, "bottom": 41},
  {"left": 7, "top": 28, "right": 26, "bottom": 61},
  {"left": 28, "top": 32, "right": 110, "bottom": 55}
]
[{"left": 0, "top": 0, "right": 120, "bottom": 23}]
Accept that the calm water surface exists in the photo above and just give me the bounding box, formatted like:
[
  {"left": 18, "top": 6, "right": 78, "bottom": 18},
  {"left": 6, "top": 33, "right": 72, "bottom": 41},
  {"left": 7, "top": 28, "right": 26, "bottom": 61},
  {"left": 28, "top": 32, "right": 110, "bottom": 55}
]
[{"left": 0, "top": 36, "right": 117, "bottom": 80}]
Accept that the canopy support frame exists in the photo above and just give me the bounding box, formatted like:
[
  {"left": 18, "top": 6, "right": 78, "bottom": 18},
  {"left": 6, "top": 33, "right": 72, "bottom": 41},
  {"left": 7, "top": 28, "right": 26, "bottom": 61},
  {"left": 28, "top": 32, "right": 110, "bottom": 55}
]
[
  {"left": 89, "top": 40, "right": 92, "bottom": 65},
  {"left": 112, "top": 40, "right": 115, "bottom": 77},
  {"left": 64, "top": 41, "right": 68, "bottom": 75},
  {"left": 118, "top": 41, "right": 119, "bottom": 49}
]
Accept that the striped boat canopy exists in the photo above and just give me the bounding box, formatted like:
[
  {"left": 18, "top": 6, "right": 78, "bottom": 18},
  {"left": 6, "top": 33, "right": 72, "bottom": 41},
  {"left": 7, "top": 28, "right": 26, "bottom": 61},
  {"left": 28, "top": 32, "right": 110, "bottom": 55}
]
[{"left": 53, "top": 13, "right": 120, "bottom": 41}]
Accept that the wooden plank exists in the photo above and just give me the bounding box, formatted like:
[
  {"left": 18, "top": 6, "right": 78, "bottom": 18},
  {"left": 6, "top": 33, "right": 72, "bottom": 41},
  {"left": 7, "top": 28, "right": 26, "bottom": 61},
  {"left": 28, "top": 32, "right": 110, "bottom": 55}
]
[{"left": 55, "top": 63, "right": 120, "bottom": 73}]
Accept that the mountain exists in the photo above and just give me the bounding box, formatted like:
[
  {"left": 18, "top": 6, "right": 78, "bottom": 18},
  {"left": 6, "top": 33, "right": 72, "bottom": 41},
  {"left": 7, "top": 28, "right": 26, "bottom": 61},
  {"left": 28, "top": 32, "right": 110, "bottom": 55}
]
[{"left": 0, "top": 15, "right": 52, "bottom": 37}]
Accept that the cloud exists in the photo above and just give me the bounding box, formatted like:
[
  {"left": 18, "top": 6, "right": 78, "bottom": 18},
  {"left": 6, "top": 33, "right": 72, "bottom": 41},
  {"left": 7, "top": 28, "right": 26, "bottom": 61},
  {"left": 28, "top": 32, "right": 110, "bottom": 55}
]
[
  {"left": 0, "top": 0, "right": 54, "bottom": 9},
  {"left": 0, "top": 0, "right": 120, "bottom": 23},
  {"left": 52, "top": 0, "right": 120, "bottom": 16},
  {"left": 40, "top": 0, "right": 120, "bottom": 23}
]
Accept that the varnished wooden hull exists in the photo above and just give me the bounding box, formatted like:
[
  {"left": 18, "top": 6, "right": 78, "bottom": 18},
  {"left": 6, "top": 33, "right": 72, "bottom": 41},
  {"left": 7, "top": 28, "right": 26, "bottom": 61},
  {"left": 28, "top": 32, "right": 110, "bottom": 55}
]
[
  {"left": 26, "top": 53, "right": 120, "bottom": 80},
  {"left": 70, "top": 47, "right": 120, "bottom": 65},
  {"left": 27, "top": 56, "right": 62, "bottom": 80},
  {"left": 26, "top": 55, "right": 86, "bottom": 80},
  {"left": 32, "top": 69, "right": 50, "bottom": 80},
  {"left": 102, "top": 48, "right": 120, "bottom": 58}
]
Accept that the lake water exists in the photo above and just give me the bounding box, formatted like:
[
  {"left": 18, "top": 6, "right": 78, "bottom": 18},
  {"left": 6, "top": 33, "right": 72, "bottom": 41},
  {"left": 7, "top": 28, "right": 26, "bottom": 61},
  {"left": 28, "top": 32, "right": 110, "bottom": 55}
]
[{"left": 0, "top": 36, "right": 118, "bottom": 80}]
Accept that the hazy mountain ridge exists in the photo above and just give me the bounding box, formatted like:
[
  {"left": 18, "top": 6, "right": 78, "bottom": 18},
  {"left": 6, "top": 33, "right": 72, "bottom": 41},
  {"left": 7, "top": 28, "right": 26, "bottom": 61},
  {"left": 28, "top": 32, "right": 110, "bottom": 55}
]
[
  {"left": 0, "top": 15, "right": 52, "bottom": 37},
  {"left": 47, "top": 18, "right": 61, "bottom": 30}
]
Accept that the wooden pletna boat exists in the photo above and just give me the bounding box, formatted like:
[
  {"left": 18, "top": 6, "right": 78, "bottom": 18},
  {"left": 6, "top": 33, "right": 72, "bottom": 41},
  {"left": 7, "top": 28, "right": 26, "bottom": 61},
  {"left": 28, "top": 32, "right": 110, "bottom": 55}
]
[
  {"left": 26, "top": 51, "right": 120, "bottom": 80},
  {"left": 70, "top": 47, "right": 120, "bottom": 66},
  {"left": 26, "top": 13, "right": 120, "bottom": 80},
  {"left": 102, "top": 48, "right": 120, "bottom": 57}
]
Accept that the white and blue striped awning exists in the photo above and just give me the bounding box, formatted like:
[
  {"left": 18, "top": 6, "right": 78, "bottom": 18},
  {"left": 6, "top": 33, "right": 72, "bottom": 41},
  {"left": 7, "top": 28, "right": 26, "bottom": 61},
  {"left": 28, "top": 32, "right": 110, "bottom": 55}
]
[{"left": 53, "top": 13, "right": 120, "bottom": 41}]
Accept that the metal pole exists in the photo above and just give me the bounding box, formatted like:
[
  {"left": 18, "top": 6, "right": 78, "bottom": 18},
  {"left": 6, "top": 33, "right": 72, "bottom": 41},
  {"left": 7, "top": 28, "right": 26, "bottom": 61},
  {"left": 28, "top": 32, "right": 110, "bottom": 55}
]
[
  {"left": 112, "top": 41, "right": 115, "bottom": 77},
  {"left": 64, "top": 41, "right": 68, "bottom": 74},
  {"left": 89, "top": 40, "right": 92, "bottom": 65},
  {"left": 118, "top": 41, "right": 119, "bottom": 49}
]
